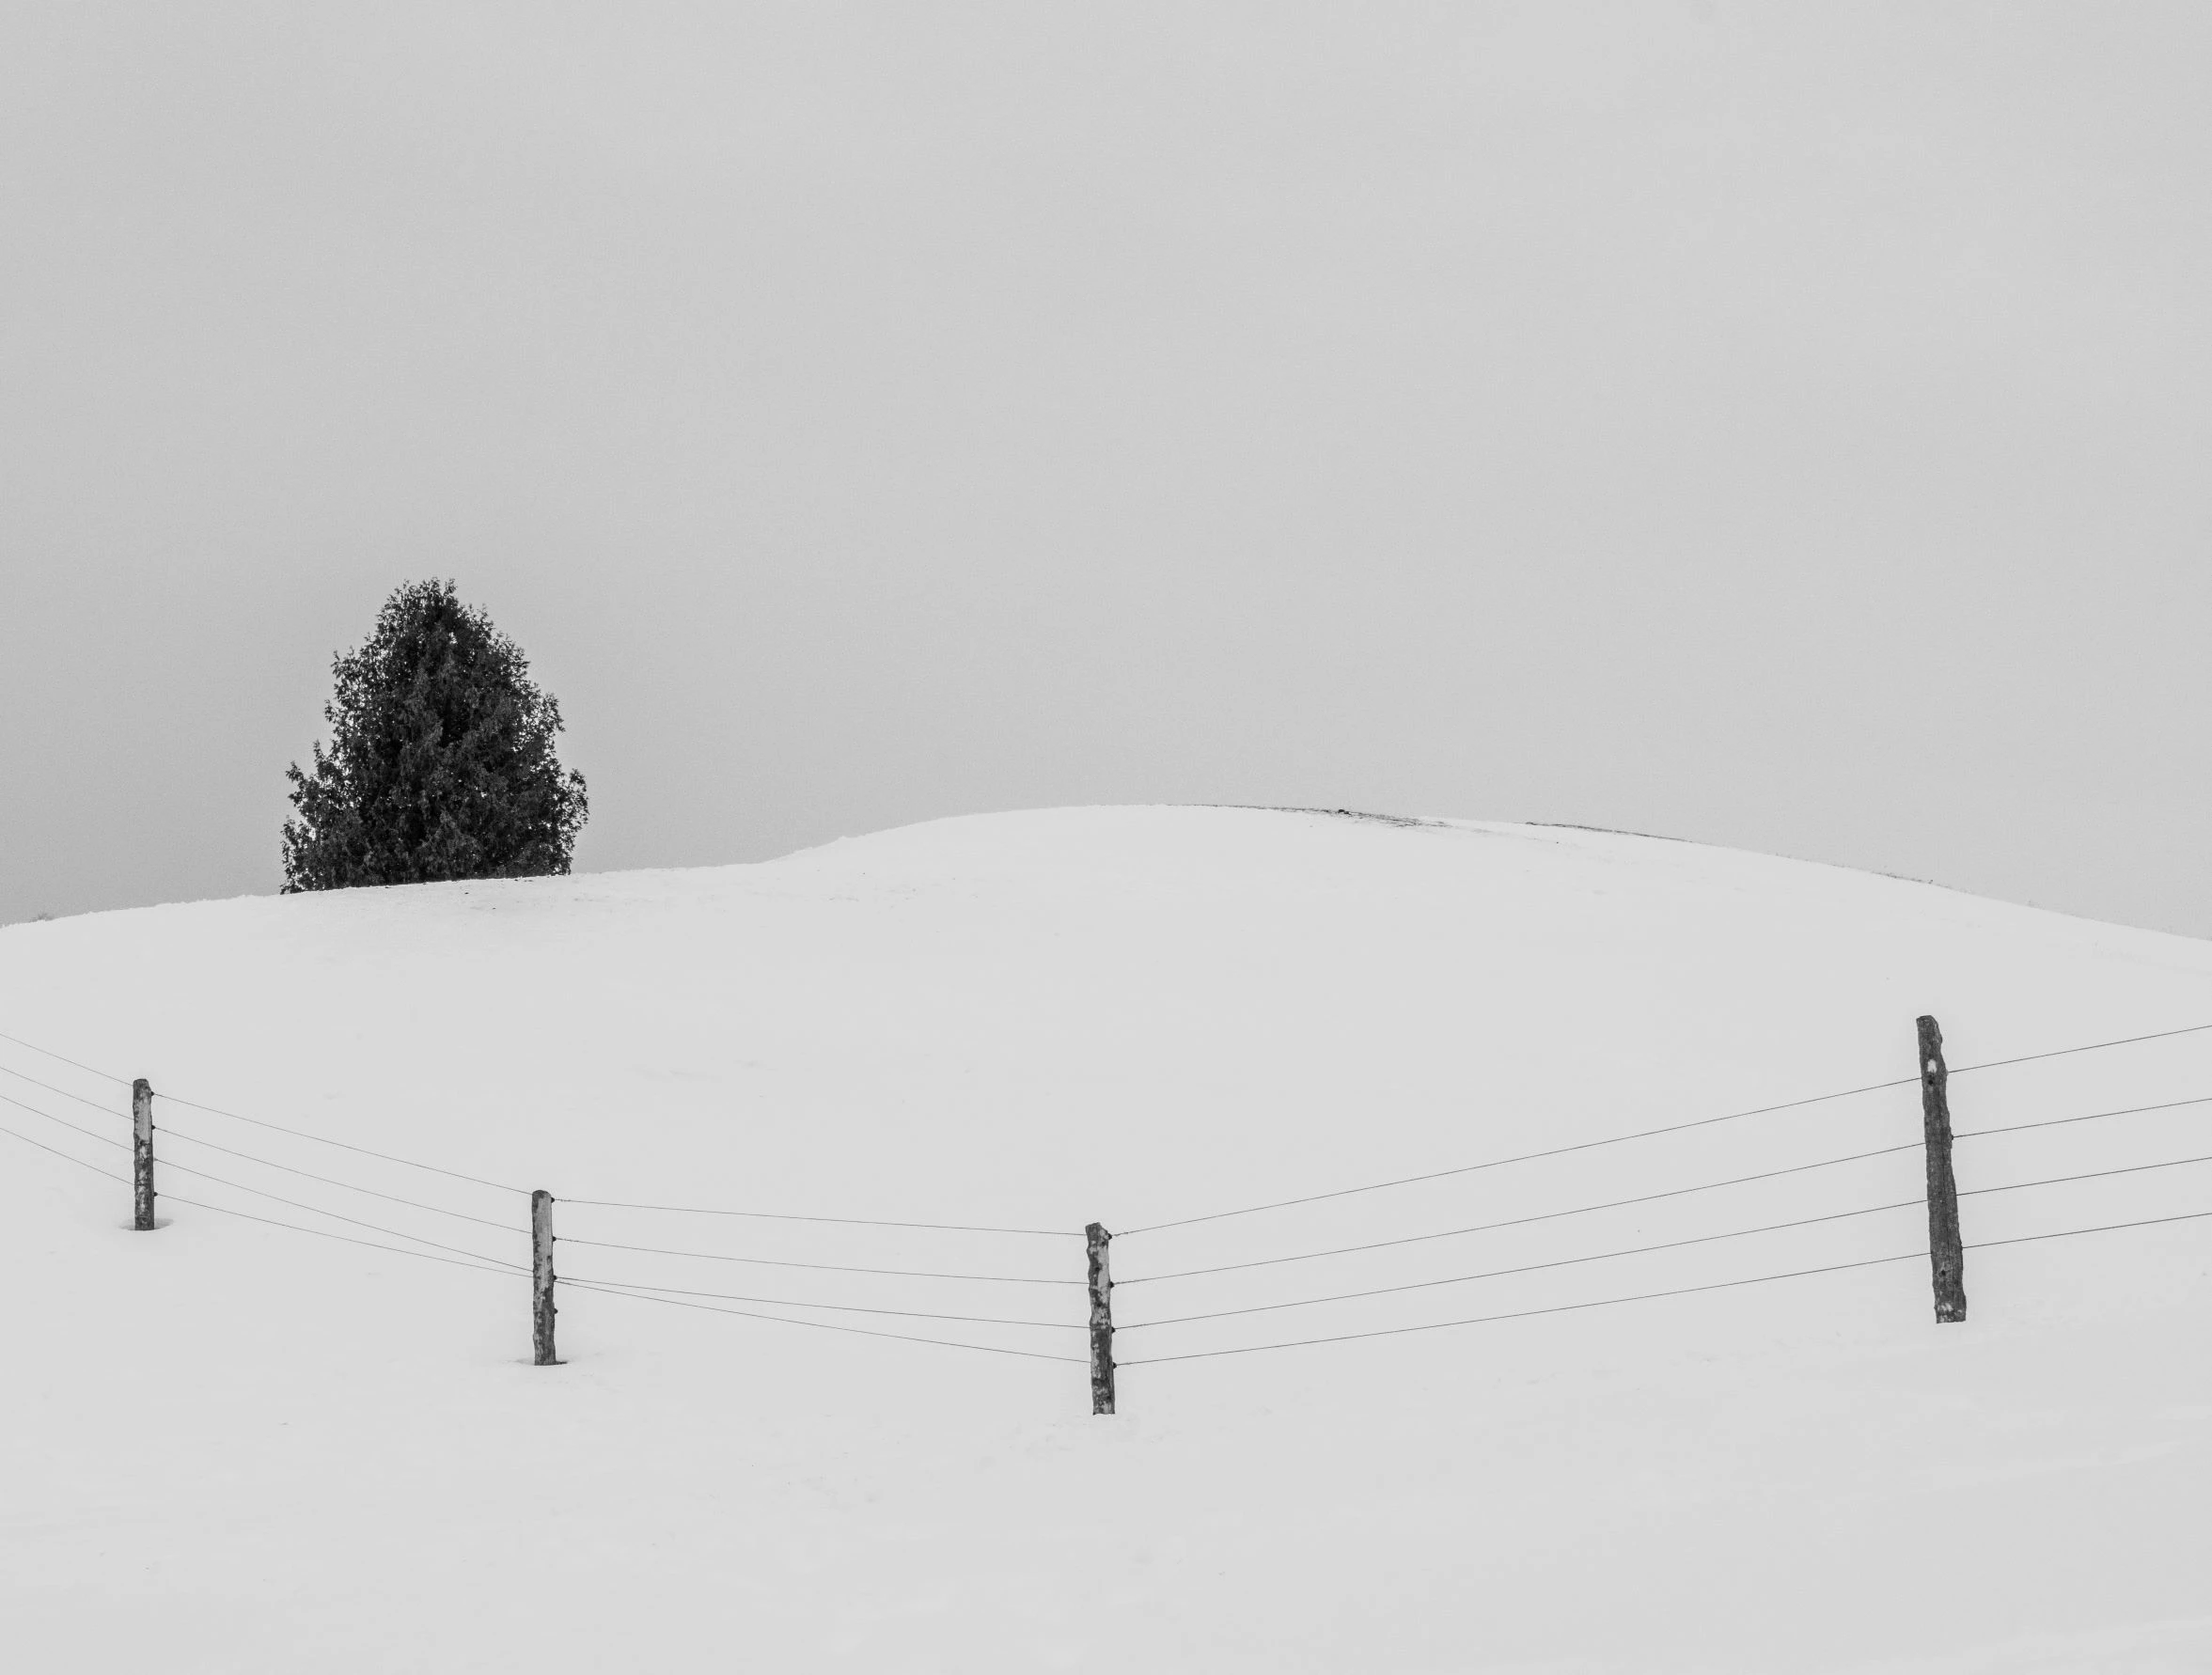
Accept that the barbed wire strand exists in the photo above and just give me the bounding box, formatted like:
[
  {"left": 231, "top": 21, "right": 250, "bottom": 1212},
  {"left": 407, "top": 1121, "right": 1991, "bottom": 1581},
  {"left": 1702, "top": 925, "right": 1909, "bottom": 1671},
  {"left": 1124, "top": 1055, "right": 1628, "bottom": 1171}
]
[
  {"left": 563, "top": 1199, "right": 1074, "bottom": 1237},
  {"left": 558, "top": 1277, "right": 1088, "bottom": 1364},
  {"left": 149, "top": 1157, "right": 526, "bottom": 1267},
  {"left": 160, "top": 1189, "right": 531, "bottom": 1277},
  {"left": 0, "top": 1088, "right": 133, "bottom": 1151},
  {"left": 0, "top": 1025, "right": 526, "bottom": 1194},
  {"left": 557, "top": 1235, "right": 1080, "bottom": 1286},
  {"left": 1120, "top": 1019, "right": 2212, "bottom": 1242},
  {"left": 1958, "top": 1151, "right": 2212, "bottom": 1203},
  {"left": 8, "top": 1027, "right": 1047, "bottom": 1237},
  {"left": 1122, "top": 1251, "right": 1930, "bottom": 1365},
  {"left": 153, "top": 1091, "right": 526, "bottom": 1197},
  {"left": 1118, "top": 1076, "right": 1921, "bottom": 1239},
  {"left": 1950, "top": 1021, "right": 2212, "bottom": 1078},
  {"left": 1956, "top": 1093, "right": 2212, "bottom": 1144},
  {"left": 2, "top": 1078, "right": 533, "bottom": 1237},
  {"left": 0, "top": 1110, "right": 528, "bottom": 1276},
  {"left": 1119, "top": 1140, "right": 1923, "bottom": 1287},
  {"left": 556, "top": 1272, "right": 1084, "bottom": 1329},
  {"left": 1122, "top": 1204, "right": 2212, "bottom": 1367},
  {"left": 156, "top": 1123, "right": 525, "bottom": 1232},
  {"left": 1121, "top": 1198, "right": 1925, "bottom": 1331},
  {"left": 0, "top": 1046, "right": 1059, "bottom": 1242},
  {"left": 1122, "top": 1093, "right": 2212, "bottom": 1287},
  {"left": 0, "top": 1026, "right": 128, "bottom": 1085},
  {"left": 0, "top": 1061, "right": 130, "bottom": 1119},
  {"left": 0, "top": 1121, "right": 133, "bottom": 1182},
  {"left": 1966, "top": 1205, "right": 2212, "bottom": 1253},
  {"left": 1123, "top": 1149, "right": 2212, "bottom": 1331}
]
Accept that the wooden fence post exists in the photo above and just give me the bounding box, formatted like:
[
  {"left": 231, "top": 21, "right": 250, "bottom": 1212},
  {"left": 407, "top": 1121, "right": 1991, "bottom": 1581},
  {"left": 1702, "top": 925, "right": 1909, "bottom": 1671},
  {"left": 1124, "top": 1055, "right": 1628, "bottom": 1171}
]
[
  {"left": 1916, "top": 1015, "right": 1968, "bottom": 1323},
  {"left": 132, "top": 1078, "right": 155, "bottom": 1231},
  {"left": 1087, "top": 1221, "right": 1115, "bottom": 1415},
  {"left": 532, "top": 1190, "right": 557, "bottom": 1366}
]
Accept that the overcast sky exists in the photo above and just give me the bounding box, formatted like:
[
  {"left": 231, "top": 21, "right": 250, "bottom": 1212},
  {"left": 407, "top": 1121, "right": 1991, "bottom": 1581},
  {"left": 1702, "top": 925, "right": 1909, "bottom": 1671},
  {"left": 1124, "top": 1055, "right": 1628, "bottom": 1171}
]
[{"left": 5, "top": 3, "right": 2209, "bottom": 935}]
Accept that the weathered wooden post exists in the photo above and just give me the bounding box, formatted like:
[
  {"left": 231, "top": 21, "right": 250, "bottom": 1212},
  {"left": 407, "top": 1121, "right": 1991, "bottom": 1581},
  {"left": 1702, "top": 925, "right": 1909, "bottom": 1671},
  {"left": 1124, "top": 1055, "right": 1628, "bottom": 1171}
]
[
  {"left": 132, "top": 1077, "right": 155, "bottom": 1231},
  {"left": 532, "top": 1189, "right": 557, "bottom": 1366},
  {"left": 1916, "top": 1014, "right": 1968, "bottom": 1323},
  {"left": 1086, "top": 1221, "right": 1115, "bottom": 1415}
]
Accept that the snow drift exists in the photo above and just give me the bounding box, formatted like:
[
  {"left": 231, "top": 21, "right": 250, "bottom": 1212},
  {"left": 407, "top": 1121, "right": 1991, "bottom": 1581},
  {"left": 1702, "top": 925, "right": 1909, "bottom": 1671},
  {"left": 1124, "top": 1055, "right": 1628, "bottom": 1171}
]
[{"left": 3, "top": 806, "right": 2209, "bottom": 1672}]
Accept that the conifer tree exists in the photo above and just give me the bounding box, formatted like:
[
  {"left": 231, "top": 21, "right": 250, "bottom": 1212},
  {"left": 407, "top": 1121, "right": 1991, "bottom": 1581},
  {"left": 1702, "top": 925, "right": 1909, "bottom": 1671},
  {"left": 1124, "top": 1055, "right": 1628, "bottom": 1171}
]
[{"left": 282, "top": 581, "right": 588, "bottom": 891}]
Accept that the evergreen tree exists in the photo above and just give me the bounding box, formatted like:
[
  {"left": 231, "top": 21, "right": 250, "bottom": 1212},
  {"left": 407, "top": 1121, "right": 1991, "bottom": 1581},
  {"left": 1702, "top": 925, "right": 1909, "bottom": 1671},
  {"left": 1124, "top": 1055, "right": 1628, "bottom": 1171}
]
[{"left": 282, "top": 581, "right": 588, "bottom": 891}]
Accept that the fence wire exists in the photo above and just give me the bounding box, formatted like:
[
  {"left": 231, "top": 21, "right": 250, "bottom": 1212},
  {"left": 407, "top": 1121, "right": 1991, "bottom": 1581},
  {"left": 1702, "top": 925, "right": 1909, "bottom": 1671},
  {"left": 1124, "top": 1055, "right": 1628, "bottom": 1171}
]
[
  {"left": 1122, "top": 1207, "right": 2212, "bottom": 1367},
  {"left": 7, "top": 1014, "right": 2212, "bottom": 1382}
]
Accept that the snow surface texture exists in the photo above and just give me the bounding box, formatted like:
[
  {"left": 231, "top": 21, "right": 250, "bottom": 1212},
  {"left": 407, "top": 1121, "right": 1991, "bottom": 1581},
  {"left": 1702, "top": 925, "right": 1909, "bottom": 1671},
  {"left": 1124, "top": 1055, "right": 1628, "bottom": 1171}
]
[{"left": 4, "top": 806, "right": 2210, "bottom": 1673}]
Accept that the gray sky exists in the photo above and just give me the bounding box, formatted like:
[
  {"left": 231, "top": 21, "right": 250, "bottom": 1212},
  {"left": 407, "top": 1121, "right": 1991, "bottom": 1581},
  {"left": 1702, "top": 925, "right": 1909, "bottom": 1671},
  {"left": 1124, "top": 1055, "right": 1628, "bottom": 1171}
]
[{"left": 5, "top": 3, "right": 2209, "bottom": 934}]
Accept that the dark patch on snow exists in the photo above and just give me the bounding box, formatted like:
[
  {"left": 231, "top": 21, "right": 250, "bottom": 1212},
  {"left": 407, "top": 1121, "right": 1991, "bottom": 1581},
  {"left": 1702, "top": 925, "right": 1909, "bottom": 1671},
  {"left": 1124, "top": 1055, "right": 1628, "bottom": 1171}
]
[
  {"left": 1528, "top": 821, "right": 1687, "bottom": 843},
  {"left": 1221, "top": 805, "right": 1446, "bottom": 830}
]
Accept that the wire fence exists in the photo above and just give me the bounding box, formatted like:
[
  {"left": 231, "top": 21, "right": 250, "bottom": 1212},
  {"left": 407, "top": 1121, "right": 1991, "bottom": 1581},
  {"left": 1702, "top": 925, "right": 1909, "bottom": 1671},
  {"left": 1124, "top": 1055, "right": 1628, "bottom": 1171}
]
[{"left": 3, "top": 1014, "right": 2210, "bottom": 1401}]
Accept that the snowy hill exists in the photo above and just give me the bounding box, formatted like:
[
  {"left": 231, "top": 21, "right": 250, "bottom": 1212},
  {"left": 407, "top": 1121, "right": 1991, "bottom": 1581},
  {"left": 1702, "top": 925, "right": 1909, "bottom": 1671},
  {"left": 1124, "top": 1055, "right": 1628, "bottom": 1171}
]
[{"left": 4, "top": 806, "right": 2210, "bottom": 1672}]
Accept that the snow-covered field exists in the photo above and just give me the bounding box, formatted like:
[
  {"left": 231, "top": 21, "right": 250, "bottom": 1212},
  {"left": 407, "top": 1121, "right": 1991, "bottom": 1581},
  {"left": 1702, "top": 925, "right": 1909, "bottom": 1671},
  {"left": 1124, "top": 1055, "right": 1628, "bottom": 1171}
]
[{"left": 4, "top": 806, "right": 2209, "bottom": 1672}]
